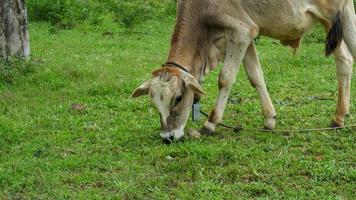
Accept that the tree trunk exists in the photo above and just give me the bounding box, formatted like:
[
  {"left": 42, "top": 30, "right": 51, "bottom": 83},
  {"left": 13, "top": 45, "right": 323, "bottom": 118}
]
[{"left": 0, "top": 0, "right": 30, "bottom": 59}]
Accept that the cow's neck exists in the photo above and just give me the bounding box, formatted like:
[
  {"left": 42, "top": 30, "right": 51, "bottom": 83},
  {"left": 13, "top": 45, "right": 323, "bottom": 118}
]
[
  {"left": 167, "top": 42, "right": 197, "bottom": 75},
  {"left": 167, "top": 7, "right": 204, "bottom": 79}
]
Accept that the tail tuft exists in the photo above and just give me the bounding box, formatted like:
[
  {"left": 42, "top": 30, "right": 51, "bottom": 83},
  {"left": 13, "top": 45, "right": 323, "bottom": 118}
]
[{"left": 325, "top": 12, "right": 343, "bottom": 56}]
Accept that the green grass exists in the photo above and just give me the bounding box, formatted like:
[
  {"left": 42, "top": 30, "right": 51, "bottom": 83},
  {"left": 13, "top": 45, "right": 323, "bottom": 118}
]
[{"left": 0, "top": 18, "right": 355, "bottom": 199}]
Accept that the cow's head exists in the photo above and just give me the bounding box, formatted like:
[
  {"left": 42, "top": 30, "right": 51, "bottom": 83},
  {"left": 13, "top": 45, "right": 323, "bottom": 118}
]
[{"left": 132, "top": 67, "right": 205, "bottom": 143}]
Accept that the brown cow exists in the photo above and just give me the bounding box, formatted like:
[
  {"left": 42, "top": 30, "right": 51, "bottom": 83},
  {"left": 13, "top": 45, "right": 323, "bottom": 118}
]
[{"left": 132, "top": 0, "right": 356, "bottom": 143}]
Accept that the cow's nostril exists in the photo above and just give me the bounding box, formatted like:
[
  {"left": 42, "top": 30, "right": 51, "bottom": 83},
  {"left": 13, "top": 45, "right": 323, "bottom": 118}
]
[
  {"left": 178, "top": 136, "right": 185, "bottom": 143},
  {"left": 162, "top": 135, "right": 174, "bottom": 144}
]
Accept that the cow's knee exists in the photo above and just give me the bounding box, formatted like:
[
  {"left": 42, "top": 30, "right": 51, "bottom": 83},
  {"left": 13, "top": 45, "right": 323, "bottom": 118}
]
[
  {"left": 336, "top": 46, "right": 353, "bottom": 64},
  {"left": 336, "top": 61, "right": 353, "bottom": 76},
  {"left": 247, "top": 73, "right": 264, "bottom": 89},
  {"left": 218, "top": 70, "right": 236, "bottom": 90},
  {"left": 335, "top": 44, "right": 353, "bottom": 77}
]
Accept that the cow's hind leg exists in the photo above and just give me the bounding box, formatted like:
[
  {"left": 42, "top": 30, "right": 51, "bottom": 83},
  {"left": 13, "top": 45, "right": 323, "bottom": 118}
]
[
  {"left": 332, "top": 42, "right": 353, "bottom": 127},
  {"left": 340, "top": 0, "right": 356, "bottom": 60},
  {"left": 200, "top": 28, "right": 253, "bottom": 135},
  {"left": 243, "top": 43, "right": 277, "bottom": 129}
]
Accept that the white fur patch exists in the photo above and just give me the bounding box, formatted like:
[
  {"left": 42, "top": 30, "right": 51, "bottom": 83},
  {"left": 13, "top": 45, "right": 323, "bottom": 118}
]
[
  {"left": 149, "top": 76, "right": 178, "bottom": 125},
  {"left": 160, "top": 126, "right": 185, "bottom": 139}
]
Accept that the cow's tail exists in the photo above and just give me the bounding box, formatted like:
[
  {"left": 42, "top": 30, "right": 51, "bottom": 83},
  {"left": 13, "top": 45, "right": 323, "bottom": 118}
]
[
  {"left": 325, "top": 0, "right": 356, "bottom": 58},
  {"left": 325, "top": 12, "right": 343, "bottom": 56}
]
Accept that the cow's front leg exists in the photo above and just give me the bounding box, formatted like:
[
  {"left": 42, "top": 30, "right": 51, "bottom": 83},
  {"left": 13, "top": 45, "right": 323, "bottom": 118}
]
[
  {"left": 201, "top": 29, "right": 252, "bottom": 135},
  {"left": 243, "top": 43, "right": 277, "bottom": 129},
  {"left": 332, "top": 42, "right": 353, "bottom": 127}
]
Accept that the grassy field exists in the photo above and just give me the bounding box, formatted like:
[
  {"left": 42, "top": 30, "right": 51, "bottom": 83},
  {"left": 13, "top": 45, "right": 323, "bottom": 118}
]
[{"left": 1, "top": 16, "right": 355, "bottom": 199}]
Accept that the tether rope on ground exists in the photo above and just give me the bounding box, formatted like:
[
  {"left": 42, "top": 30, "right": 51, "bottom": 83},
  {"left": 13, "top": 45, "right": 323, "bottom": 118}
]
[{"left": 200, "top": 110, "right": 356, "bottom": 133}]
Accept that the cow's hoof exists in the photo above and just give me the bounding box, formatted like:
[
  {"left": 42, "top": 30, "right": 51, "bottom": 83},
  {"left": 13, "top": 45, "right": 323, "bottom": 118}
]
[
  {"left": 188, "top": 128, "right": 202, "bottom": 138},
  {"left": 264, "top": 116, "right": 276, "bottom": 130},
  {"left": 330, "top": 120, "right": 344, "bottom": 128},
  {"left": 263, "top": 125, "right": 274, "bottom": 131},
  {"left": 199, "top": 127, "right": 215, "bottom": 136}
]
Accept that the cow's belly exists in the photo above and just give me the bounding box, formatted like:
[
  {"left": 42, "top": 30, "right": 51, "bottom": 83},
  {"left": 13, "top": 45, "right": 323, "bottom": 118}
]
[
  {"left": 241, "top": 0, "right": 319, "bottom": 40},
  {"left": 258, "top": 14, "right": 317, "bottom": 41}
]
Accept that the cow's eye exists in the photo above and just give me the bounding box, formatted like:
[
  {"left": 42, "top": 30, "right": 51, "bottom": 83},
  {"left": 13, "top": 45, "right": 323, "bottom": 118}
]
[{"left": 175, "top": 95, "right": 183, "bottom": 105}]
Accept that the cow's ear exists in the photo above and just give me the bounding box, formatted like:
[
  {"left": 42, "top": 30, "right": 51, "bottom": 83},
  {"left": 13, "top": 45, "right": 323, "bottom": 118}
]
[
  {"left": 183, "top": 74, "right": 205, "bottom": 96},
  {"left": 131, "top": 80, "right": 151, "bottom": 98}
]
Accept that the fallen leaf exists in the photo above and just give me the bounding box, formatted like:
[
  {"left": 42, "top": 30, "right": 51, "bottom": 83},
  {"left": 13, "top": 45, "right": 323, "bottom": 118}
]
[{"left": 71, "top": 103, "right": 86, "bottom": 111}]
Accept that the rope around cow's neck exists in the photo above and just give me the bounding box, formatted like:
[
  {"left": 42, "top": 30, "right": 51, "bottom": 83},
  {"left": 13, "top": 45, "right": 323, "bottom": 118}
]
[{"left": 199, "top": 110, "right": 356, "bottom": 133}]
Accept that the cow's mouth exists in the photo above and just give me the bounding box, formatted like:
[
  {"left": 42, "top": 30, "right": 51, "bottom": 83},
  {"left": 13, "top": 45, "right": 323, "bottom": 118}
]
[{"left": 160, "top": 128, "right": 185, "bottom": 144}]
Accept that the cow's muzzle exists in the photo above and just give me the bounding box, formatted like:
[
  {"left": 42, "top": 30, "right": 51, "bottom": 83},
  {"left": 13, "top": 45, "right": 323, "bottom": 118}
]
[
  {"left": 160, "top": 128, "right": 184, "bottom": 144},
  {"left": 162, "top": 135, "right": 175, "bottom": 144}
]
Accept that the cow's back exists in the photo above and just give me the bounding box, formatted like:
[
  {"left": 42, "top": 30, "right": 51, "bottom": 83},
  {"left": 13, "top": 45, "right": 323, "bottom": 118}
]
[{"left": 236, "top": 0, "right": 346, "bottom": 40}]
